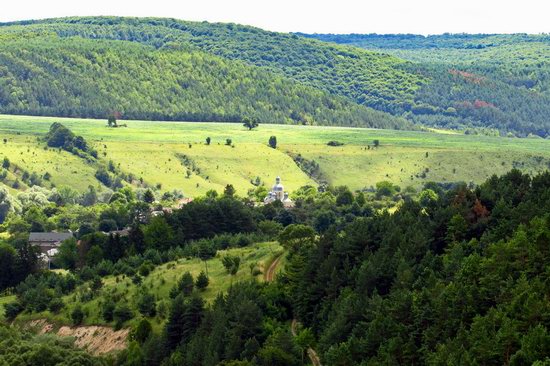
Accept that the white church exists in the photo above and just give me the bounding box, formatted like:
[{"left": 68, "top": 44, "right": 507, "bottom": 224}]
[{"left": 263, "top": 176, "right": 294, "bottom": 208}]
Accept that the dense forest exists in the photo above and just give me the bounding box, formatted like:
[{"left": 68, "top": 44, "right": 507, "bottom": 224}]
[
  {"left": 2, "top": 167, "right": 550, "bottom": 365},
  {"left": 0, "top": 34, "right": 408, "bottom": 129},
  {"left": 0, "top": 17, "right": 548, "bottom": 136},
  {"left": 302, "top": 32, "right": 550, "bottom": 137}
]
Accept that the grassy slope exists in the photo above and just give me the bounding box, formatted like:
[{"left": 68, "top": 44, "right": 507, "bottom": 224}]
[
  {"left": 1, "top": 114, "right": 549, "bottom": 195},
  {"left": 1, "top": 134, "right": 102, "bottom": 192},
  {"left": 6, "top": 242, "right": 283, "bottom": 330}
]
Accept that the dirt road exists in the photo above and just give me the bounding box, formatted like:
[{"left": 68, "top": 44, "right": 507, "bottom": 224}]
[
  {"left": 291, "top": 319, "right": 322, "bottom": 366},
  {"left": 265, "top": 254, "right": 322, "bottom": 365},
  {"left": 264, "top": 254, "right": 283, "bottom": 282}
]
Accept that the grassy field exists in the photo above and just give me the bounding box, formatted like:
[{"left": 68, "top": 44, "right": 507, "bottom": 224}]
[
  {"left": 1, "top": 114, "right": 549, "bottom": 195},
  {"left": 4, "top": 242, "right": 283, "bottom": 330}
]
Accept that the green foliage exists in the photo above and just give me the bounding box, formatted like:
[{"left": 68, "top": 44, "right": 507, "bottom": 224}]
[
  {"left": 375, "top": 180, "right": 400, "bottom": 198},
  {"left": 222, "top": 255, "right": 241, "bottom": 275},
  {"left": 0, "top": 325, "right": 104, "bottom": 365},
  {"left": 268, "top": 136, "right": 277, "bottom": 149},
  {"left": 306, "top": 33, "right": 550, "bottom": 137},
  {"left": 137, "top": 291, "right": 156, "bottom": 317},
  {"left": 113, "top": 303, "right": 134, "bottom": 328},
  {"left": 132, "top": 318, "right": 152, "bottom": 344},
  {"left": 0, "top": 19, "right": 411, "bottom": 130},
  {"left": 101, "top": 299, "right": 116, "bottom": 322},
  {"left": 195, "top": 271, "right": 209, "bottom": 291},
  {"left": 278, "top": 224, "right": 316, "bottom": 252},
  {"left": 242, "top": 117, "right": 259, "bottom": 131},
  {"left": 177, "top": 272, "right": 195, "bottom": 296},
  {"left": 283, "top": 170, "right": 550, "bottom": 365},
  {"left": 70, "top": 305, "right": 84, "bottom": 325},
  {"left": 143, "top": 189, "right": 155, "bottom": 204}
]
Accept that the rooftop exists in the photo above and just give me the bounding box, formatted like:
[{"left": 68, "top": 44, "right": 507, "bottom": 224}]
[{"left": 29, "top": 232, "right": 73, "bottom": 243}]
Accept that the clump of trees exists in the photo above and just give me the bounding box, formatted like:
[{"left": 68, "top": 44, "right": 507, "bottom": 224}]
[{"left": 45, "top": 123, "right": 98, "bottom": 160}]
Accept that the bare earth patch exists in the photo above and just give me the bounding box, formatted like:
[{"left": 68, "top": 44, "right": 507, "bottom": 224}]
[{"left": 26, "top": 319, "right": 129, "bottom": 355}]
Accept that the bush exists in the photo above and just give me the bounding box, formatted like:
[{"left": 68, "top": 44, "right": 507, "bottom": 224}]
[
  {"left": 138, "top": 262, "right": 154, "bottom": 277},
  {"left": 4, "top": 301, "right": 23, "bottom": 320},
  {"left": 133, "top": 318, "right": 152, "bottom": 344},
  {"left": 222, "top": 255, "right": 241, "bottom": 275},
  {"left": 178, "top": 272, "right": 194, "bottom": 296},
  {"left": 137, "top": 292, "right": 156, "bottom": 317},
  {"left": 102, "top": 299, "right": 116, "bottom": 322},
  {"left": 48, "top": 298, "right": 64, "bottom": 314},
  {"left": 71, "top": 305, "right": 84, "bottom": 325},
  {"left": 113, "top": 304, "right": 134, "bottom": 328},
  {"left": 327, "top": 140, "right": 344, "bottom": 146}
]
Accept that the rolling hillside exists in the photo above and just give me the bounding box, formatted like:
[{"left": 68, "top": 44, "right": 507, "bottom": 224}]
[
  {"left": 1, "top": 115, "right": 549, "bottom": 197},
  {"left": 302, "top": 33, "right": 550, "bottom": 137},
  {"left": 1, "top": 18, "right": 549, "bottom": 136},
  {"left": 0, "top": 17, "right": 415, "bottom": 130}
]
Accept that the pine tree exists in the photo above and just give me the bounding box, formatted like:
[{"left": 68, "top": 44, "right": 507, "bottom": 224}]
[{"left": 195, "top": 271, "right": 209, "bottom": 291}]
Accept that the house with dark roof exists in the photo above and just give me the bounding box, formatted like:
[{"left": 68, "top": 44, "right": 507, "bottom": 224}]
[{"left": 29, "top": 232, "right": 73, "bottom": 254}]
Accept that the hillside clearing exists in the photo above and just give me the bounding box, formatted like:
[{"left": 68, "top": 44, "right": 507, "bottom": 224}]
[{"left": 1, "top": 114, "right": 549, "bottom": 195}]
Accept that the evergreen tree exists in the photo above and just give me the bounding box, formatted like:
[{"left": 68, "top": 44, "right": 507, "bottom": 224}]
[{"left": 195, "top": 271, "right": 209, "bottom": 291}]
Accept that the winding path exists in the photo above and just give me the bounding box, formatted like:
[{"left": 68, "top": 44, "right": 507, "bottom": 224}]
[
  {"left": 264, "top": 254, "right": 283, "bottom": 282},
  {"left": 291, "top": 319, "right": 322, "bottom": 366},
  {"left": 264, "top": 254, "right": 322, "bottom": 366}
]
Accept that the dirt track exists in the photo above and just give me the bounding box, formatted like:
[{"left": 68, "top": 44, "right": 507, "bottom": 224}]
[
  {"left": 264, "top": 254, "right": 283, "bottom": 282},
  {"left": 291, "top": 319, "right": 322, "bottom": 366}
]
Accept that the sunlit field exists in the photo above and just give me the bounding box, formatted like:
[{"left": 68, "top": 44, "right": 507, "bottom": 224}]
[{"left": 1, "top": 114, "right": 549, "bottom": 195}]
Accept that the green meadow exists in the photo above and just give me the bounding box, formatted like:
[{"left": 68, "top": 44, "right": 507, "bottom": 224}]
[
  {"left": 10, "top": 242, "right": 283, "bottom": 330},
  {"left": 1, "top": 114, "right": 549, "bottom": 196}
]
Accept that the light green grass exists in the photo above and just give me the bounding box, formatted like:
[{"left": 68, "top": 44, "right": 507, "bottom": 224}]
[
  {"left": 0, "top": 133, "right": 103, "bottom": 191},
  {"left": 14, "top": 242, "right": 283, "bottom": 330},
  {"left": 1, "top": 114, "right": 549, "bottom": 194}
]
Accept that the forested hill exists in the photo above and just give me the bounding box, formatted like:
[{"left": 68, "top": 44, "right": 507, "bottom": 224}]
[
  {"left": 0, "top": 31, "right": 408, "bottom": 129},
  {"left": 0, "top": 17, "right": 420, "bottom": 129},
  {"left": 302, "top": 33, "right": 550, "bottom": 137},
  {"left": 1, "top": 18, "right": 549, "bottom": 136}
]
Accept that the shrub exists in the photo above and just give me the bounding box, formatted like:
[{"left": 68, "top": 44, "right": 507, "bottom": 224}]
[
  {"left": 137, "top": 292, "right": 156, "bottom": 317},
  {"left": 71, "top": 305, "right": 84, "bottom": 325},
  {"left": 113, "top": 304, "right": 134, "bottom": 328},
  {"left": 102, "top": 299, "right": 116, "bottom": 322},
  {"left": 4, "top": 301, "right": 23, "bottom": 320},
  {"left": 133, "top": 318, "right": 152, "bottom": 344},
  {"left": 48, "top": 298, "right": 64, "bottom": 314}
]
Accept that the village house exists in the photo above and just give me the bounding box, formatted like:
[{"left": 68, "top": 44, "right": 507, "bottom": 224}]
[
  {"left": 28, "top": 232, "right": 73, "bottom": 254},
  {"left": 29, "top": 232, "right": 73, "bottom": 268}
]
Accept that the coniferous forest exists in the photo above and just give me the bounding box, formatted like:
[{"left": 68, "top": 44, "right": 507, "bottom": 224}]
[{"left": 1, "top": 169, "right": 550, "bottom": 365}]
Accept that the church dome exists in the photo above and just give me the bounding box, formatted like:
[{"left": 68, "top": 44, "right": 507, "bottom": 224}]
[{"left": 272, "top": 176, "right": 284, "bottom": 191}]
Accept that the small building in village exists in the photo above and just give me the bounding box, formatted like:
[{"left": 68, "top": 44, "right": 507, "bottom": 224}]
[
  {"left": 29, "top": 232, "right": 73, "bottom": 268},
  {"left": 264, "top": 176, "right": 294, "bottom": 208},
  {"left": 28, "top": 232, "right": 73, "bottom": 254}
]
